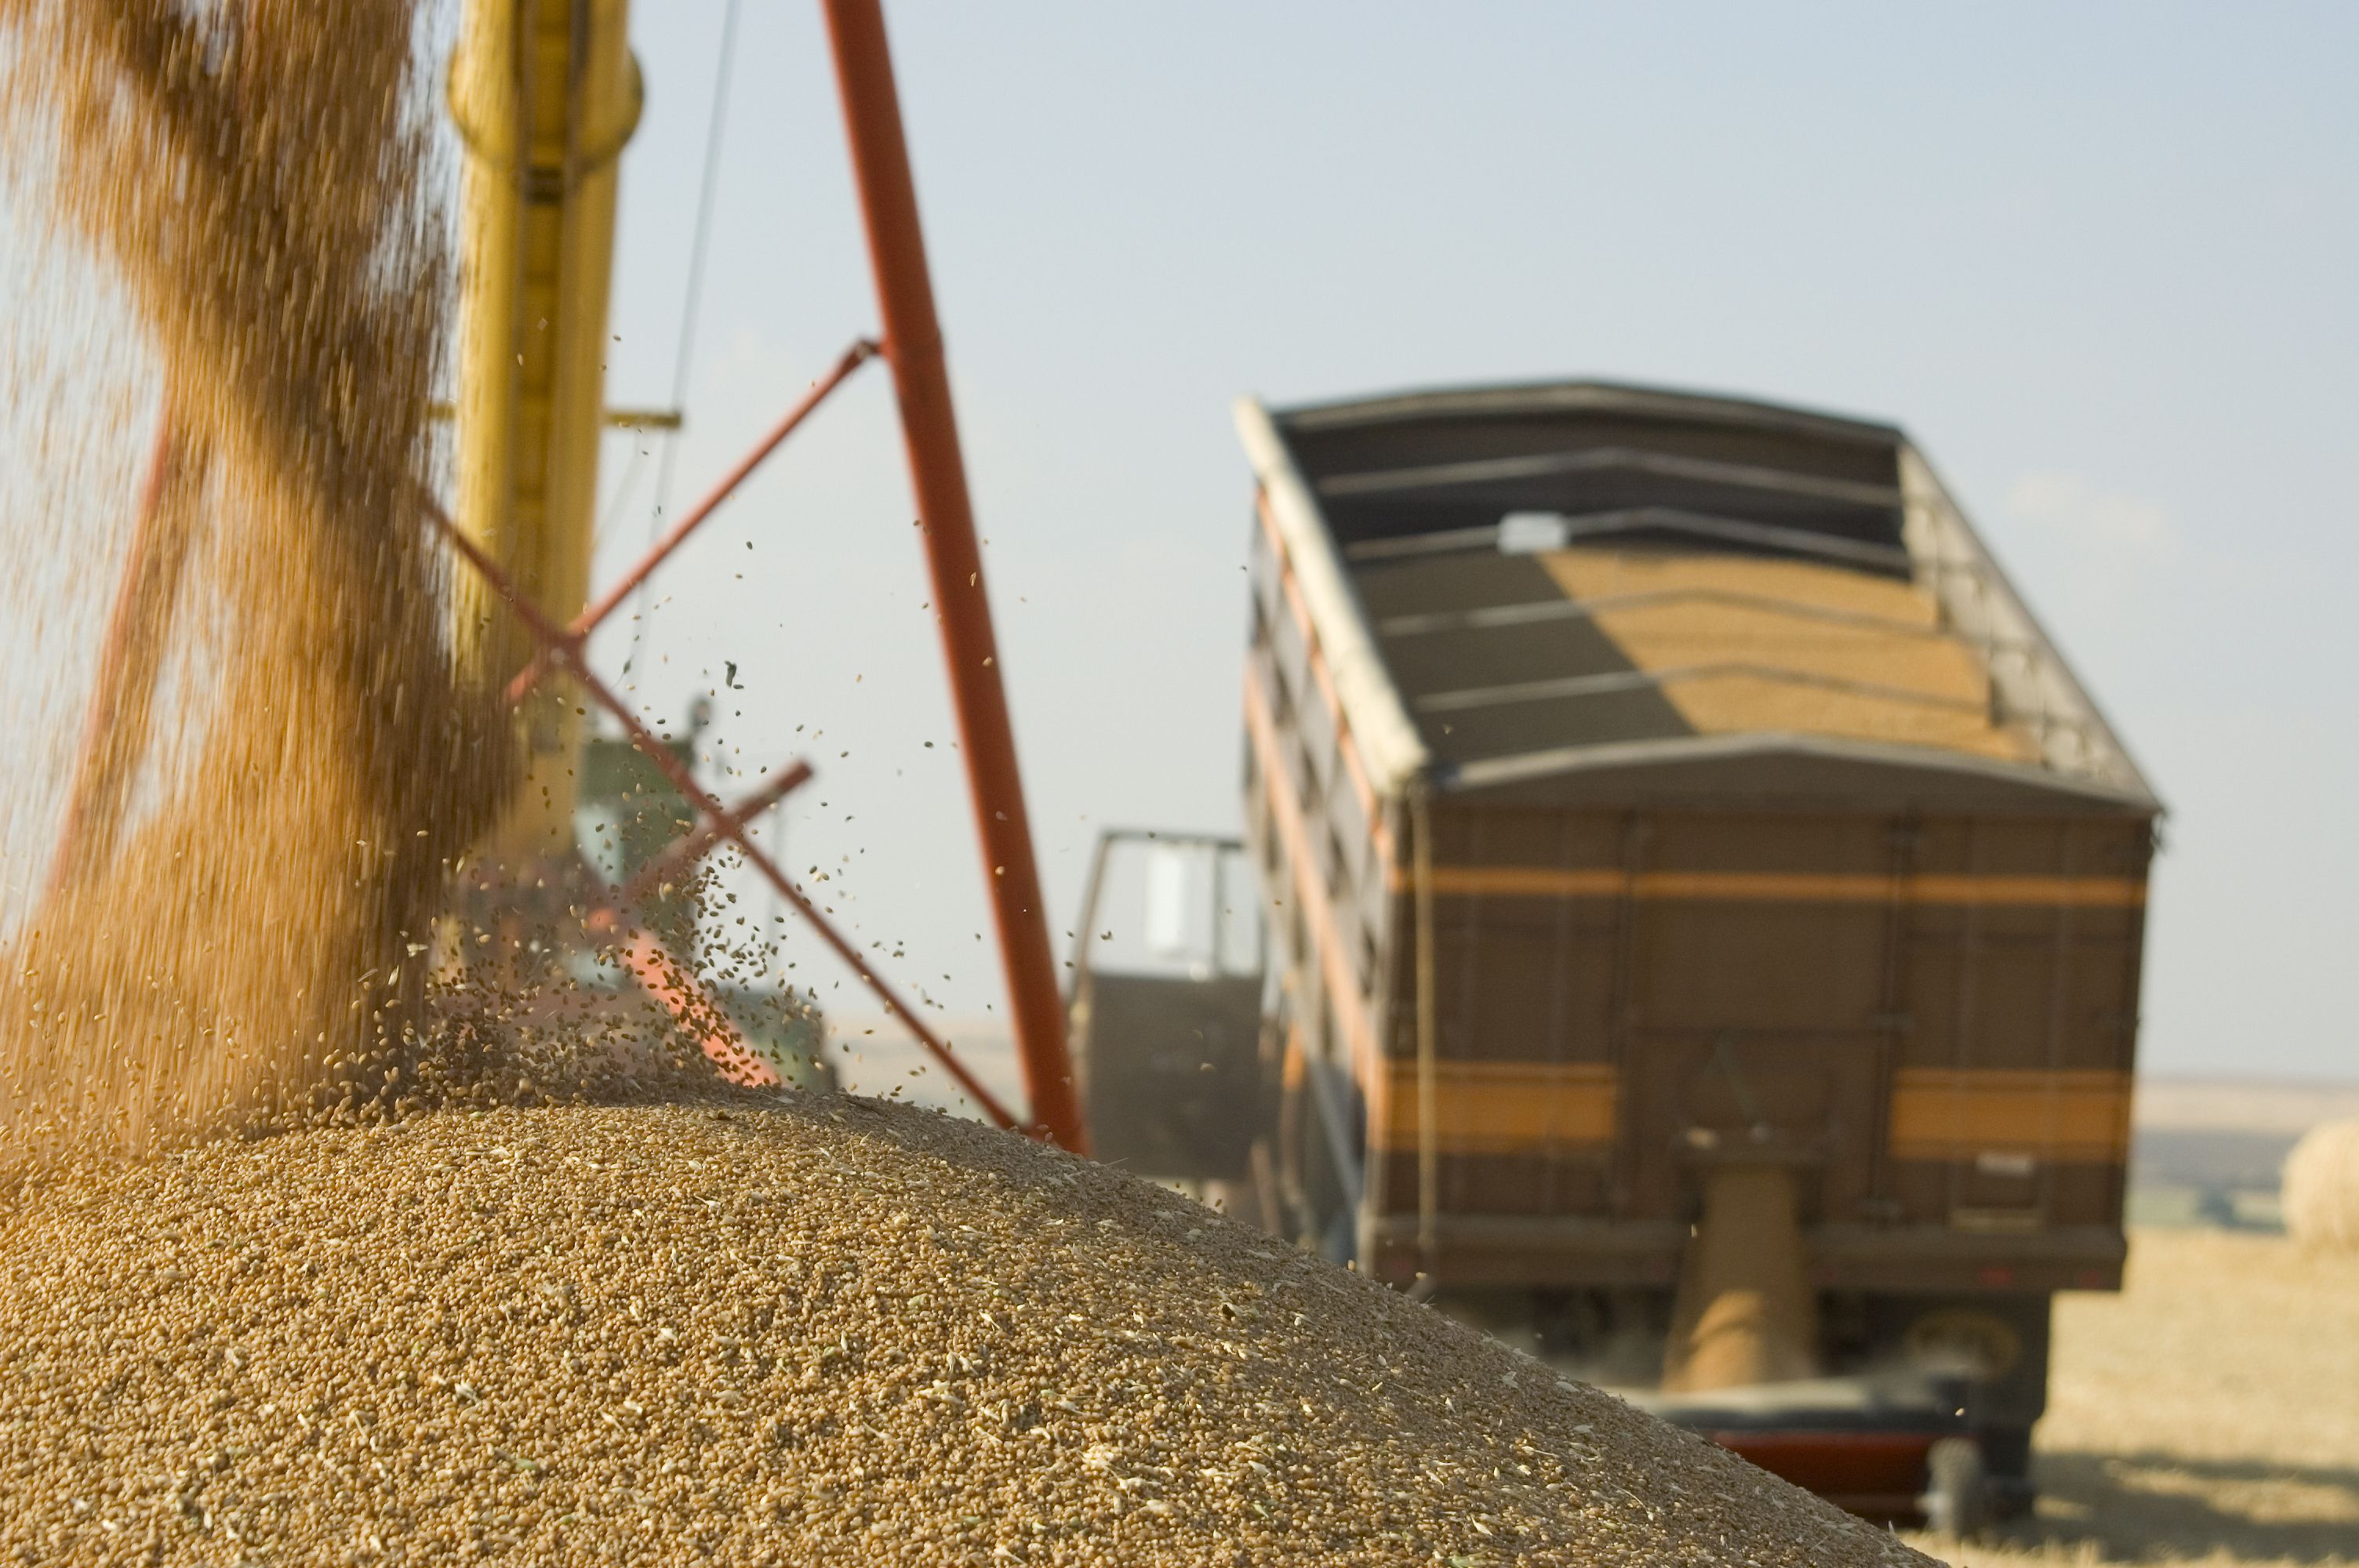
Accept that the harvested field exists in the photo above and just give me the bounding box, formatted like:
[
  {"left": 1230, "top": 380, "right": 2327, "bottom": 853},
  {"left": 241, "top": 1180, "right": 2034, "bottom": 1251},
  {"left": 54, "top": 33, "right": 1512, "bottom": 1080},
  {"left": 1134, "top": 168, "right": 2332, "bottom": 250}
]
[
  {"left": 1910, "top": 1229, "right": 2359, "bottom": 1567},
  {"left": 0, "top": 1093, "right": 1929, "bottom": 1566}
]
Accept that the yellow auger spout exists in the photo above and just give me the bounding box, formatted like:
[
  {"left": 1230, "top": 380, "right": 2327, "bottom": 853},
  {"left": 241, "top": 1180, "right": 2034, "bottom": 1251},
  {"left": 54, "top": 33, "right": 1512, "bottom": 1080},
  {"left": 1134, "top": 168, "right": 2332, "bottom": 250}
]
[{"left": 447, "top": 0, "right": 640, "bottom": 866}]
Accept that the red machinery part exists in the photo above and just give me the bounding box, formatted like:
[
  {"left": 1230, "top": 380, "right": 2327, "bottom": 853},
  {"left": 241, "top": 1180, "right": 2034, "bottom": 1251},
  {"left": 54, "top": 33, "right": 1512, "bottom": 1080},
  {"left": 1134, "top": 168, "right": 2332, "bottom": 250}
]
[
  {"left": 820, "top": 0, "right": 1087, "bottom": 1155},
  {"left": 587, "top": 760, "right": 817, "bottom": 1089},
  {"left": 1710, "top": 1428, "right": 1944, "bottom": 1525},
  {"left": 591, "top": 913, "right": 784, "bottom": 1091}
]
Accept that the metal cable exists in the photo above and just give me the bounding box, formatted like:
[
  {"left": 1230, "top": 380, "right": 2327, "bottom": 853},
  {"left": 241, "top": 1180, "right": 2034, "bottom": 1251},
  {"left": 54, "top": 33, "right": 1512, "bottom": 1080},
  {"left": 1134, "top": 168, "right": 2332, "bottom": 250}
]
[
  {"left": 623, "top": 0, "right": 745, "bottom": 676},
  {"left": 590, "top": 442, "right": 649, "bottom": 556}
]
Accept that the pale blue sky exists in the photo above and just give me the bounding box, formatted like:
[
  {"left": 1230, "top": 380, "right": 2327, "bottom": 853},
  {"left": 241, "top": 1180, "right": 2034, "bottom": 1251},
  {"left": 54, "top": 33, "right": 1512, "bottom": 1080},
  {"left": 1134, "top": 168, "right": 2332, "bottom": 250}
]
[{"left": 575, "top": 3, "right": 2354, "bottom": 1080}]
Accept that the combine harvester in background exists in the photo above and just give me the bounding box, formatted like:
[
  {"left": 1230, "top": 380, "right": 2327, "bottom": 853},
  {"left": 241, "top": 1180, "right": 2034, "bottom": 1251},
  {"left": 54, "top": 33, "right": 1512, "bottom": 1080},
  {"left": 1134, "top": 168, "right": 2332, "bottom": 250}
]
[{"left": 1067, "top": 380, "right": 2163, "bottom": 1530}]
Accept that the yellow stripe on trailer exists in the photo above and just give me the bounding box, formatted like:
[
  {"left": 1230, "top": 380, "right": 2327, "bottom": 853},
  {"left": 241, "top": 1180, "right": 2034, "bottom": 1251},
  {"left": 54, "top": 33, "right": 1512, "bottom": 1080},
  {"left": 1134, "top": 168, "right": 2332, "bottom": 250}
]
[
  {"left": 1399, "top": 863, "right": 2146, "bottom": 908},
  {"left": 1372, "top": 1061, "right": 1617, "bottom": 1156},
  {"left": 1356, "top": 1062, "right": 2129, "bottom": 1164},
  {"left": 1888, "top": 1069, "right": 2132, "bottom": 1163}
]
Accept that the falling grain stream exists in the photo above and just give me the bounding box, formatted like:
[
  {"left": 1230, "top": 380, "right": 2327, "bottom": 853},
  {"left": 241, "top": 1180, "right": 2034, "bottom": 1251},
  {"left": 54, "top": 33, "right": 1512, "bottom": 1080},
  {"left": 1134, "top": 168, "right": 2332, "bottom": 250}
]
[{"left": 0, "top": 0, "right": 508, "bottom": 1162}]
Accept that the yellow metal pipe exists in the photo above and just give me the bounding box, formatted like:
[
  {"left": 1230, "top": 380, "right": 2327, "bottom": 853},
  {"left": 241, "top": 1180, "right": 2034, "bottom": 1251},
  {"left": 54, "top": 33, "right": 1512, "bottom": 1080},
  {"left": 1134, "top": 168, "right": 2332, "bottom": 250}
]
[{"left": 449, "top": 0, "right": 641, "bottom": 866}]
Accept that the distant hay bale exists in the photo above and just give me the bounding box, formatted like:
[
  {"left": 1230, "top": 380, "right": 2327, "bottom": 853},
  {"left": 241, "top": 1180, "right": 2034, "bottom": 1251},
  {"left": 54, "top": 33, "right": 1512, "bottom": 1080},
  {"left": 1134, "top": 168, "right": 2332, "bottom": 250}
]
[{"left": 2283, "top": 1120, "right": 2359, "bottom": 1253}]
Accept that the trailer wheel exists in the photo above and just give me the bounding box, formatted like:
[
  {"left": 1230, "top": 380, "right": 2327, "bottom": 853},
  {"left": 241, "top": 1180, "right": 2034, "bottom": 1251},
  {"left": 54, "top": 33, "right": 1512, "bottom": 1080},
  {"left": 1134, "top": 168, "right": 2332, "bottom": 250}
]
[{"left": 1921, "top": 1436, "right": 1986, "bottom": 1539}]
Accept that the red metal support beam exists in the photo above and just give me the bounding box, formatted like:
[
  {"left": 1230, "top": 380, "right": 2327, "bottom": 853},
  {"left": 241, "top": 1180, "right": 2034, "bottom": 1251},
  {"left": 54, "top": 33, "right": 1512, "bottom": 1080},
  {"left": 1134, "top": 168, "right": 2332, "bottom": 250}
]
[
  {"left": 46, "top": 407, "right": 190, "bottom": 901},
  {"left": 425, "top": 496, "right": 1024, "bottom": 1131},
  {"left": 819, "top": 0, "right": 1087, "bottom": 1153}
]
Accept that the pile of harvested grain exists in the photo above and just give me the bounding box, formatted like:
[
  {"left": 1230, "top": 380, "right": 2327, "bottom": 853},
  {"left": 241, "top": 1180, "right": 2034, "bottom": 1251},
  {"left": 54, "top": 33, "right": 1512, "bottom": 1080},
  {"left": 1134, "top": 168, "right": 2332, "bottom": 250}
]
[
  {"left": 2284, "top": 1118, "right": 2359, "bottom": 1254},
  {"left": 0, "top": 1094, "right": 1931, "bottom": 1566}
]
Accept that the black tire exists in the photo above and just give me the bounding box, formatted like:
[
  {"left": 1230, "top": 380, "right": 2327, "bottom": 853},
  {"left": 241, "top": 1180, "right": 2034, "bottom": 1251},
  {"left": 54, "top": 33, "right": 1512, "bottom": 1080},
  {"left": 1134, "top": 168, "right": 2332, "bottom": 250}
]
[
  {"left": 1976, "top": 1425, "right": 2037, "bottom": 1520},
  {"left": 1922, "top": 1436, "right": 1987, "bottom": 1539}
]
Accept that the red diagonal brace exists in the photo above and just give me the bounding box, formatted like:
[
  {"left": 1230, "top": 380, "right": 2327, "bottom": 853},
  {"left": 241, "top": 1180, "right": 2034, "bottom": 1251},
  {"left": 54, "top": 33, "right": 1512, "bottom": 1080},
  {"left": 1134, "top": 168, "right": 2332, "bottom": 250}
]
[
  {"left": 616, "top": 757, "right": 812, "bottom": 910},
  {"left": 506, "top": 339, "right": 879, "bottom": 708},
  {"left": 427, "top": 497, "right": 1024, "bottom": 1132}
]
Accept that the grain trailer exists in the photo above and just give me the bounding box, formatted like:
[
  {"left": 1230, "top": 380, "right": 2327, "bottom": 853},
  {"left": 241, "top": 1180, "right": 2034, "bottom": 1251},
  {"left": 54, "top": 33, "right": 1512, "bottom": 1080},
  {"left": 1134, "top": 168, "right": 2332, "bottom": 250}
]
[{"left": 1069, "top": 379, "right": 2161, "bottom": 1524}]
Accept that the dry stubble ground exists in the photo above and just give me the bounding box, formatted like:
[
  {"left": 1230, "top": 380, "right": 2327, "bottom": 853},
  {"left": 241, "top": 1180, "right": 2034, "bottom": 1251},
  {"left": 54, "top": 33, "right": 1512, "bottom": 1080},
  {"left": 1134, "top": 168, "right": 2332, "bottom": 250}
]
[{"left": 1910, "top": 1229, "right": 2359, "bottom": 1567}]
